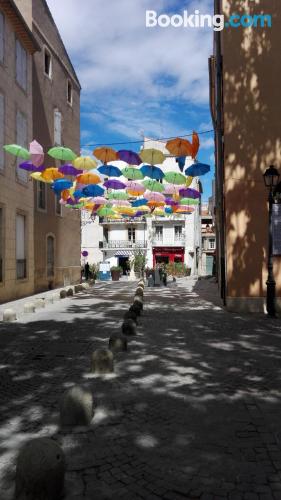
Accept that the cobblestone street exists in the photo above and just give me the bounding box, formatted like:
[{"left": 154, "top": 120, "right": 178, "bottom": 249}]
[{"left": 1, "top": 278, "right": 281, "bottom": 499}]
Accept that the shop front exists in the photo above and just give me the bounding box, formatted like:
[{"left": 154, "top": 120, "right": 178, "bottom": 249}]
[{"left": 153, "top": 247, "right": 184, "bottom": 266}]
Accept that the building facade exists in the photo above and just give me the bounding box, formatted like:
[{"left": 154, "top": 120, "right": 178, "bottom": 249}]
[
  {"left": 210, "top": 0, "right": 281, "bottom": 312},
  {"left": 199, "top": 202, "right": 216, "bottom": 276}
]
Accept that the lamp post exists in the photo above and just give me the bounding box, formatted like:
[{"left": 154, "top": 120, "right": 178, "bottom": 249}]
[{"left": 263, "top": 165, "right": 280, "bottom": 317}]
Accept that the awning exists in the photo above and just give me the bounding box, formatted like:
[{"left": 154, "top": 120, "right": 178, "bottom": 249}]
[{"left": 115, "top": 250, "right": 135, "bottom": 257}]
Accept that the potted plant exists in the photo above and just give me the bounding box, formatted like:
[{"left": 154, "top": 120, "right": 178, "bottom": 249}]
[{"left": 110, "top": 266, "right": 122, "bottom": 281}]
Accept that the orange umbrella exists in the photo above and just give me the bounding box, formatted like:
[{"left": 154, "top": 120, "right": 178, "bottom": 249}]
[
  {"left": 76, "top": 173, "right": 101, "bottom": 185},
  {"left": 61, "top": 189, "right": 71, "bottom": 201},
  {"left": 166, "top": 137, "right": 193, "bottom": 157},
  {"left": 147, "top": 201, "right": 165, "bottom": 207},
  {"left": 41, "top": 168, "right": 64, "bottom": 181},
  {"left": 192, "top": 131, "right": 200, "bottom": 159},
  {"left": 127, "top": 189, "right": 145, "bottom": 196},
  {"left": 93, "top": 147, "right": 118, "bottom": 163}
]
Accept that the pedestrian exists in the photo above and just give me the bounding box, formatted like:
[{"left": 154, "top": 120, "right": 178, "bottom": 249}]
[
  {"left": 163, "top": 267, "right": 167, "bottom": 287},
  {"left": 84, "top": 262, "right": 90, "bottom": 281}
]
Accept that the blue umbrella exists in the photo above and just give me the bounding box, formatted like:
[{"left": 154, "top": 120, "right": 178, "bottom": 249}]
[
  {"left": 73, "top": 190, "right": 84, "bottom": 199},
  {"left": 185, "top": 163, "right": 210, "bottom": 177},
  {"left": 140, "top": 165, "right": 164, "bottom": 180},
  {"left": 131, "top": 198, "right": 148, "bottom": 207},
  {"left": 98, "top": 164, "right": 122, "bottom": 177},
  {"left": 52, "top": 179, "right": 73, "bottom": 193},
  {"left": 82, "top": 184, "right": 105, "bottom": 197},
  {"left": 165, "top": 206, "right": 173, "bottom": 214},
  {"left": 176, "top": 156, "right": 186, "bottom": 172}
]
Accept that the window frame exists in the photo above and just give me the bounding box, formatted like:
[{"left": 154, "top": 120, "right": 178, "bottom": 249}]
[
  {"left": 43, "top": 46, "right": 52, "bottom": 79},
  {"left": 54, "top": 108, "right": 62, "bottom": 146},
  {"left": 0, "top": 91, "right": 5, "bottom": 172},
  {"left": 0, "top": 10, "right": 4, "bottom": 65},
  {"left": 37, "top": 181, "right": 47, "bottom": 212},
  {"left": 16, "top": 212, "right": 27, "bottom": 281},
  {"left": 15, "top": 38, "right": 27, "bottom": 91},
  {"left": 55, "top": 195, "right": 62, "bottom": 217},
  {"left": 209, "top": 238, "right": 216, "bottom": 250},
  {"left": 67, "top": 79, "right": 73, "bottom": 106},
  {"left": 0, "top": 205, "right": 4, "bottom": 284},
  {"left": 46, "top": 233, "right": 55, "bottom": 278}
]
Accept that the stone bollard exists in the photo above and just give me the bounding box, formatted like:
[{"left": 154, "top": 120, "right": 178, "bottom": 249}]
[
  {"left": 2, "top": 309, "right": 17, "bottom": 322},
  {"left": 24, "top": 303, "right": 36, "bottom": 314},
  {"left": 35, "top": 298, "right": 45, "bottom": 309},
  {"left": 124, "top": 310, "right": 138, "bottom": 323},
  {"left": 138, "top": 281, "right": 145, "bottom": 288},
  {"left": 135, "top": 287, "right": 144, "bottom": 297},
  {"left": 66, "top": 288, "right": 74, "bottom": 297},
  {"left": 129, "top": 303, "right": 141, "bottom": 316},
  {"left": 74, "top": 284, "right": 83, "bottom": 293},
  {"left": 15, "top": 437, "right": 65, "bottom": 500},
  {"left": 134, "top": 296, "right": 143, "bottom": 308},
  {"left": 91, "top": 349, "right": 114, "bottom": 374},
  {"left": 109, "top": 334, "right": 128, "bottom": 353},
  {"left": 60, "top": 290, "right": 67, "bottom": 299},
  {"left": 122, "top": 319, "right": 137, "bottom": 336},
  {"left": 52, "top": 293, "right": 60, "bottom": 302},
  {"left": 81, "top": 282, "right": 90, "bottom": 290},
  {"left": 60, "top": 385, "right": 93, "bottom": 427}
]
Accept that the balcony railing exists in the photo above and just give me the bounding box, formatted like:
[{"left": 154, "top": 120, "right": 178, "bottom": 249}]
[
  {"left": 152, "top": 236, "right": 185, "bottom": 246},
  {"left": 102, "top": 240, "right": 147, "bottom": 249}
]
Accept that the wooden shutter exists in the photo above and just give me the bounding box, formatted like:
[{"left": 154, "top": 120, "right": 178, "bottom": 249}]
[{"left": 0, "top": 94, "right": 4, "bottom": 170}]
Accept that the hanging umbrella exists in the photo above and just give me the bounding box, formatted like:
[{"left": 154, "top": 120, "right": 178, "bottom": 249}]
[
  {"left": 166, "top": 137, "right": 193, "bottom": 157},
  {"left": 72, "top": 189, "right": 84, "bottom": 199},
  {"left": 98, "top": 164, "right": 122, "bottom": 177},
  {"left": 91, "top": 196, "right": 107, "bottom": 205},
  {"left": 110, "top": 199, "right": 130, "bottom": 207},
  {"left": 165, "top": 198, "right": 179, "bottom": 206},
  {"left": 147, "top": 200, "right": 165, "bottom": 208},
  {"left": 122, "top": 166, "right": 144, "bottom": 180},
  {"left": 52, "top": 179, "right": 73, "bottom": 193},
  {"left": 73, "top": 156, "right": 97, "bottom": 170},
  {"left": 115, "top": 206, "right": 136, "bottom": 216},
  {"left": 31, "top": 172, "right": 52, "bottom": 183},
  {"left": 164, "top": 171, "right": 186, "bottom": 185},
  {"left": 140, "top": 165, "right": 164, "bottom": 180},
  {"left": 131, "top": 198, "right": 148, "bottom": 207},
  {"left": 61, "top": 189, "right": 71, "bottom": 201},
  {"left": 185, "top": 163, "right": 210, "bottom": 177},
  {"left": 153, "top": 208, "right": 165, "bottom": 216},
  {"left": 179, "top": 187, "right": 201, "bottom": 199},
  {"left": 185, "top": 176, "right": 193, "bottom": 187},
  {"left": 126, "top": 181, "right": 145, "bottom": 193},
  {"left": 142, "top": 179, "right": 164, "bottom": 193},
  {"left": 59, "top": 164, "right": 82, "bottom": 176},
  {"left": 48, "top": 146, "right": 77, "bottom": 161},
  {"left": 139, "top": 148, "right": 165, "bottom": 165},
  {"left": 108, "top": 191, "right": 129, "bottom": 200},
  {"left": 19, "top": 161, "right": 45, "bottom": 172},
  {"left": 82, "top": 185, "right": 105, "bottom": 197},
  {"left": 165, "top": 206, "right": 173, "bottom": 214},
  {"left": 163, "top": 184, "right": 183, "bottom": 195},
  {"left": 192, "top": 131, "right": 200, "bottom": 159},
  {"left": 180, "top": 198, "right": 199, "bottom": 205},
  {"left": 118, "top": 150, "right": 142, "bottom": 165},
  {"left": 175, "top": 206, "right": 194, "bottom": 214},
  {"left": 76, "top": 172, "right": 101, "bottom": 184},
  {"left": 134, "top": 205, "right": 150, "bottom": 212},
  {"left": 104, "top": 179, "right": 126, "bottom": 190},
  {"left": 144, "top": 191, "right": 165, "bottom": 203},
  {"left": 41, "top": 168, "right": 64, "bottom": 182},
  {"left": 175, "top": 156, "right": 186, "bottom": 172},
  {"left": 93, "top": 147, "right": 118, "bottom": 164},
  {"left": 4, "top": 144, "right": 30, "bottom": 160},
  {"left": 29, "top": 140, "right": 44, "bottom": 167}
]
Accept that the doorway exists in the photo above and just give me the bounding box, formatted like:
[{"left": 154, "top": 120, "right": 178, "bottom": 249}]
[{"left": 119, "top": 256, "right": 129, "bottom": 275}]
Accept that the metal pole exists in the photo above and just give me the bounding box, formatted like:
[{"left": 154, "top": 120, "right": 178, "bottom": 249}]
[{"left": 266, "top": 188, "right": 276, "bottom": 317}]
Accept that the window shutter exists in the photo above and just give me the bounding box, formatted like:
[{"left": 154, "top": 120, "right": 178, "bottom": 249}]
[
  {"left": 54, "top": 109, "right": 62, "bottom": 145},
  {"left": 16, "top": 40, "right": 27, "bottom": 90},
  {"left": 0, "top": 12, "right": 4, "bottom": 63},
  {"left": 16, "top": 214, "right": 25, "bottom": 260},
  {"left": 0, "top": 94, "right": 4, "bottom": 170},
  {"left": 16, "top": 111, "right": 28, "bottom": 182}
]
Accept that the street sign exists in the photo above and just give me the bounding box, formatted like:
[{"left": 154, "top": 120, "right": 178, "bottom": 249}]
[{"left": 272, "top": 204, "right": 281, "bottom": 255}]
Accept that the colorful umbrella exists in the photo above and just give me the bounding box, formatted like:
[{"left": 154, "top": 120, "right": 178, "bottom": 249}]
[
  {"left": 153, "top": 208, "right": 165, "bottom": 216},
  {"left": 122, "top": 166, "right": 144, "bottom": 180},
  {"left": 163, "top": 184, "right": 183, "bottom": 195},
  {"left": 48, "top": 146, "right": 77, "bottom": 161},
  {"left": 76, "top": 173, "right": 101, "bottom": 184},
  {"left": 144, "top": 191, "right": 165, "bottom": 202},
  {"left": 59, "top": 164, "right": 82, "bottom": 176},
  {"left": 164, "top": 171, "right": 186, "bottom": 185},
  {"left": 185, "top": 163, "right": 210, "bottom": 177},
  {"left": 139, "top": 148, "right": 165, "bottom": 165},
  {"left": 118, "top": 150, "right": 141, "bottom": 165},
  {"left": 191, "top": 131, "right": 200, "bottom": 159},
  {"left": 126, "top": 181, "right": 145, "bottom": 193},
  {"left": 93, "top": 147, "right": 118, "bottom": 163},
  {"left": 31, "top": 172, "right": 51, "bottom": 183},
  {"left": 110, "top": 199, "right": 130, "bottom": 207},
  {"left": 180, "top": 198, "right": 199, "bottom": 205},
  {"left": 131, "top": 198, "right": 148, "bottom": 207},
  {"left": 140, "top": 164, "right": 164, "bottom": 180},
  {"left": 179, "top": 187, "right": 201, "bottom": 199},
  {"left": 19, "top": 161, "right": 45, "bottom": 172},
  {"left": 52, "top": 179, "right": 73, "bottom": 192},
  {"left": 108, "top": 191, "right": 129, "bottom": 200},
  {"left": 185, "top": 176, "right": 193, "bottom": 187},
  {"left": 29, "top": 140, "right": 44, "bottom": 167},
  {"left": 175, "top": 156, "right": 186, "bottom": 172},
  {"left": 98, "top": 164, "right": 122, "bottom": 177},
  {"left": 166, "top": 137, "right": 193, "bottom": 157},
  {"left": 104, "top": 179, "right": 126, "bottom": 190},
  {"left": 115, "top": 206, "right": 136, "bottom": 216},
  {"left": 82, "top": 185, "right": 105, "bottom": 197},
  {"left": 165, "top": 206, "right": 173, "bottom": 214},
  {"left": 4, "top": 144, "right": 30, "bottom": 160},
  {"left": 90, "top": 196, "right": 107, "bottom": 205},
  {"left": 142, "top": 179, "right": 164, "bottom": 193},
  {"left": 41, "top": 168, "right": 64, "bottom": 181},
  {"left": 165, "top": 198, "right": 179, "bottom": 206},
  {"left": 147, "top": 200, "right": 165, "bottom": 207},
  {"left": 73, "top": 156, "right": 97, "bottom": 170}
]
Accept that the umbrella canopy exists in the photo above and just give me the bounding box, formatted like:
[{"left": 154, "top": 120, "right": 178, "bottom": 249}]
[
  {"left": 126, "top": 181, "right": 145, "bottom": 193},
  {"left": 31, "top": 172, "right": 51, "bottom": 183},
  {"left": 97, "top": 206, "right": 116, "bottom": 217},
  {"left": 98, "top": 164, "right": 122, "bottom": 177},
  {"left": 185, "top": 163, "right": 210, "bottom": 177},
  {"left": 29, "top": 140, "right": 44, "bottom": 167},
  {"left": 147, "top": 200, "right": 165, "bottom": 207},
  {"left": 41, "top": 168, "right": 64, "bottom": 182},
  {"left": 90, "top": 196, "right": 107, "bottom": 205},
  {"left": 93, "top": 147, "right": 118, "bottom": 163},
  {"left": 61, "top": 189, "right": 71, "bottom": 201},
  {"left": 115, "top": 206, "right": 136, "bottom": 216},
  {"left": 142, "top": 179, "right": 164, "bottom": 193},
  {"left": 104, "top": 179, "right": 126, "bottom": 190},
  {"left": 165, "top": 206, "right": 173, "bottom": 214},
  {"left": 82, "top": 185, "right": 105, "bottom": 197},
  {"left": 175, "top": 156, "right": 186, "bottom": 172},
  {"left": 48, "top": 146, "right": 77, "bottom": 161},
  {"left": 144, "top": 191, "right": 165, "bottom": 202},
  {"left": 59, "top": 164, "right": 82, "bottom": 176},
  {"left": 140, "top": 164, "right": 164, "bottom": 180},
  {"left": 153, "top": 208, "right": 165, "bottom": 216},
  {"left": 131, "top": 198, "right": 148, "bottom": 207},
  {"left": 73, "top": 156, "right": 97, "bottom": 170},
  {"left": 192, "top": 131, "right": 200, "bottom": 158},
  {"left": 76, "top": 172, "right": 101, "bottom": 185},
  {"left": 185, "top": 176, "right": 193, "bottom": 187},
  {"left": 122, "top": 166, "right": 144, "bottom": 180},
  {"left": 4, "top": 144, "right": 30, "bottom": 160},
  {"left": 166, "top": 137, "right": 193, "bottom": 157},
  {"left": 139, "top": 148, "right": 165, "bottom": 165},
  {"left": 110, "top": 199, "right": 130, "bottom": 207},
  {"left": 179, "top": 187, "right": 201, "bottom": 199},
  {"left": 52, "top": 179, "right": 73, "bottom": 192},
  {"left": 163, "top": 184, "right": 183, "bottom": 195},
  {"left": 180, "top": 197, "right": 199, "bottom": 205},
  {"left": 118, "top": 150, "right": 141, "bottom": 165},
  {"left": 175, "top": 206, "right": 194, "bottom": 214},
  {"left": 108, "top": 191, "right": 129, "bottom": 200},
  {"left": 19, "top": 161, "right": 45, "bottom": 172},
  {"left": 164, "top": 171, "right": 186, "bottom": 185},
  {"left": 165, "top": 198, "right": 179, "bottom": 206}
]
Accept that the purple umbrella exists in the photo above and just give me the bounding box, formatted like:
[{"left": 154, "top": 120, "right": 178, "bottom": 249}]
[
  {"left": 179, "top": 188, "right": 201, "bottom": 199},
  {"left": 19, "top": 161, "right": 45, "bottom": 172},
  {"left": 165, "top": 198, "right": 179, "bottom": 206},
  {"left": 104, "top": 179, "right": 126, "bottom": 190},
  {"left": 117, "top": 150, "right": 142, "bottom": 165},
  {"left": 59, "top": 164, "right": 82, "bottom": 176}
]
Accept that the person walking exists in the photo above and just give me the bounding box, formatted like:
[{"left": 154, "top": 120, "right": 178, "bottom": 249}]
[{"left": 84, "top": 262, "right": 90, "bottom": 281}]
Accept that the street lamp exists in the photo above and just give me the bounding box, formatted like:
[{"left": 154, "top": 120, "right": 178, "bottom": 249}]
[{"left": 263, "top": 165, "right": 280, "bottom": 317}]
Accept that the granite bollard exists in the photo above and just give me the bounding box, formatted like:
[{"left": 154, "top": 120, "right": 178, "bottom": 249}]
[
  {"left": 60, "top": 385, "right": 93, "bottom": 427},
  {"left": 91, "top": 349, "right": 114, "bottom": 374}
]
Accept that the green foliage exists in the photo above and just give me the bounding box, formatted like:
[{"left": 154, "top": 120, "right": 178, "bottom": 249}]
[
  {"left": 166, "top": 263, "right": 191, "bottom": 277},
  {"left": 110, "top": 266, "right": 122, "bottom": 272},
  {"left": 134, "top": 252, "right": 146, "bottom": 274},
  {"left": 89, "top": 263, "right": 99, "bottom": 280}
]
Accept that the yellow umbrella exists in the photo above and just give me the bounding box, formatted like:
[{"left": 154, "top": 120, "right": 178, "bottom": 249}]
[
  {"left": 137, "top": 205, "right": 150, "bottom": 212},
  {"left": 73, "top": 156, "right": 97, "bottom": 170},
  {"left": 153, "top": 208, "right": 165, "bottom": 216},
  {"left": 41, "top": 168, "right": 64, "bottom": 182},
  {"left": 76, "top": 173, "right": 101, "bottom": 184},
  {"left": 139, "top": 148, "right": 165, "bottom": 165},
  {"left": 31, "top": 171, "right": 52, "bottom": 183},
  {"left": 185, "top": 176, "right": 193, "bottom": 187},
  {"left": 115, "top": 206, "right": 135, "bottom": 216}
]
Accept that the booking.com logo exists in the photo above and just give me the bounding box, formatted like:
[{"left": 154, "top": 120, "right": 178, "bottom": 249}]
[{"left": 146, "top": 10, "right": 272, "bottom": 31}]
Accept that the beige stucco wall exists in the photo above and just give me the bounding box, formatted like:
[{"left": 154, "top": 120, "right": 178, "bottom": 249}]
[
  {"left": 222, "top": 0, "right": 281, "bottom": 308},
  {"left": 0, "top": 6, "right": 35, "bottom": 303}
]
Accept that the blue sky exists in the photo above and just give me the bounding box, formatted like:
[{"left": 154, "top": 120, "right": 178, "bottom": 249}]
[{"left": 47, "top": 0, "right": 214, "bottom": 200}]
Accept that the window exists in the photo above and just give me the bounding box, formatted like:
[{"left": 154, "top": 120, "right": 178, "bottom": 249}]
[
  {"left": 0, "top": 11, "right": 4, "bottom": 63},
  {"left": 47, "top": 235, "right": 55, "bottom": 277},
  {"left": 54, "top": 108, "right": 62, "bottom": 145},
  {"left": 154, "top": 226, "right": 163, "bottom": 241},
  {"left": 67, "top": 80, "right": 72, "bottom": 105},
  {"left": 55, "top": 195, "right": 62, "bottom": 216},
  {"left": 37, "top": 181, "right": 46, "bottom": 210},
  {"left": 16, "top": 111, "right": 28, "bottom": 182},
  {"left": 16, "top": 214, "right": 26, "bottom": 279},
  {"left": 128, "top": 227, "right": 135, "bottom": 243},
  {"left": 174, "top": 225, "right": 183, "bottom": 240},
  {"left": 16, "top": 39, "right": 27, "bottom": 90},
  {"left": 44, "top": 47, "right": 52, "bottom": 78},
  {"left": 209, "top": 238, "right": 215, "bottom": 250},
  {"left": 0, "top": 207, "right": 3, "bottom": 282},
  {"left": 0, "top": 93, "right": 4, "bottom": 170}
]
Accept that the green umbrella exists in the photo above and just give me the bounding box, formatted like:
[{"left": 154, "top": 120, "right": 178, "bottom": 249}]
[
  {"left": 48, "top": 146, "right": 77, "bottom": 161},
  {"left": 122, "top": 166, "right": 144, "bottom": 180},
  {"left": 97, "top": 206, "right": 116, "bottom": 217},
  {"left": 108, "top": 192, "right": 129, "bottom": 200},
  {"left": 164, "top": 171, "right": 186, "bottom": 185},
  {"left": 142, "top": 179, "right": 164, "bottom": 192},
  {"left": 3, "top": 144, "right": 30, "bottom": 160},
  {"left": 66, "top": 202, "right": 84, "bottom": 209},
  {"left": 179, "top": 198, "right": 199, "bottom": 205}
]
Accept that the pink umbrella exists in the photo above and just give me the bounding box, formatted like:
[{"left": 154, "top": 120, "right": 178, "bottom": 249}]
[
  {"left": 90, "top": 196, "right": 107, "bottom": 204},
  {"left": 126, "top": 181, "right": 145, "bottom": 193},
  {"left": 109, "top": 199, "right": 130, "bottom": 206},
  {"left": 163, "top": 184, "right": 185, "bottom": 195},
  {"left": 29, "top": 140, "right": 44, "bottom": 167},
  {"left": 144, "top": 191, "right": 165, "bottom": 202}
]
